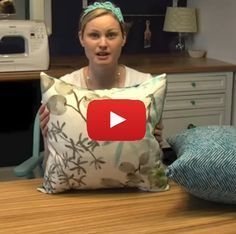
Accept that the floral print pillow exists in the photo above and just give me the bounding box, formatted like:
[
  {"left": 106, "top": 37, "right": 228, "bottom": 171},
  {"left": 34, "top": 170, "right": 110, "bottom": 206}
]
[{"left": 38, "top": 72, "right": 169, "bottom": 193}]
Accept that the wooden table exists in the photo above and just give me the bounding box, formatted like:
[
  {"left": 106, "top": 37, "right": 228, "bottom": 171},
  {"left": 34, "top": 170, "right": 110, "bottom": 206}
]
[{"left": 0, "top": 179, "right": 236, "bottom": 233}]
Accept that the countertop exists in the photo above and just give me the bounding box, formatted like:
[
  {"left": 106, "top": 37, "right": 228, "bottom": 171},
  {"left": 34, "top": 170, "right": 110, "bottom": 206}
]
[
  {"left": 0, "top": 179, "right": 236, "bottom": 233},
  {"left": 1, "top": 54, "right": 236, "bottom": 82}
]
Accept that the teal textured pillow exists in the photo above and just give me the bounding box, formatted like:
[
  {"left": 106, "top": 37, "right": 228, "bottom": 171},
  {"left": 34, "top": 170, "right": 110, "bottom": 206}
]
[
  {"left": 166, "top": 126, "right": 236, "bottom": 204},
  {"left": 39, "top": 72, "right": 169, "bottom": 193}
]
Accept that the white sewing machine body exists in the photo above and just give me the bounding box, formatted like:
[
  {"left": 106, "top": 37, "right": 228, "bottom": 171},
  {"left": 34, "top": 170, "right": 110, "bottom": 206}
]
[{"left": 0, "top": 20, "right": 49, "bottom": 72}]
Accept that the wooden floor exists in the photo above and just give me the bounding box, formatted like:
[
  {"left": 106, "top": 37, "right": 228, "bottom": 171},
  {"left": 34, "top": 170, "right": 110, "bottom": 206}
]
[{"left": 0, "top": 179, "right": 236, "bottom": 233}]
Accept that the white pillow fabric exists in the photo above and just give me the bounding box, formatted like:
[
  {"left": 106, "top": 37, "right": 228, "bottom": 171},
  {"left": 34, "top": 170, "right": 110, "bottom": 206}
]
[{"left": 39, "top": 72, "right": 169, "bottom": 193}]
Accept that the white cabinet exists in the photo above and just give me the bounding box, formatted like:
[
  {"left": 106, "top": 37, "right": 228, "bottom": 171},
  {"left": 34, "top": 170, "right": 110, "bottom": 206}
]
[
  {"left": 162, "top": 72, "right": 234, "bottom": 139},
  {"left": 233, "top": 74, "right": 236, "bottom": 126}
]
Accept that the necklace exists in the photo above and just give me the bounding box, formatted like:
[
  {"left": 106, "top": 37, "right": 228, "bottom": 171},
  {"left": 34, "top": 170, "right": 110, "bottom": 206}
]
[{"left": 85, "top": 66, "right": 122, "bottom": 89}]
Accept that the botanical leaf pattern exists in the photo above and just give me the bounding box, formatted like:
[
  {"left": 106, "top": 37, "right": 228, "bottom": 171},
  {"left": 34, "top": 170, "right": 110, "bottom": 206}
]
[
  {"left": 119, "top": 162, "right": 136, "bottom": 173},
  {"left": 40, "top": 72, "right": 169, "bottom": 193},
  {"left": 54, "top": 80, "right": 74, "bottom": 95},
  {"left": 139, "top": 153, "right": 150, "bottom": 165},
  {"left": 148, "top": 161, "right": 168, "bottom": 190},
  {"left": 40, "top": 72, "right": 55, "bottom": 93},
  {"left": 46, "top": 95, "right": 67, "bottom": 115}
]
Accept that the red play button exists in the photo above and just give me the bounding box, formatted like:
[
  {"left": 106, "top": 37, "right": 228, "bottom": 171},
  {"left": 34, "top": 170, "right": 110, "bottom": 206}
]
[
  {"left": 87, "top": 99, "right": 146, "bottom": 141},
  {"left": 110, "top": 111, "right": 126, "bottom": 128}
]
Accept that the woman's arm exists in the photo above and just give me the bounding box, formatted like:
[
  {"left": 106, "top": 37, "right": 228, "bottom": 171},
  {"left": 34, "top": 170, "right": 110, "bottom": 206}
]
[
  {"left": 39, "top": 104, "right": 50, "bottom": 168},
  {"left": 39, "top": 104, "right": 50, "bottom": 138},
  {"left": 154, "top": 120, "right": 164, "bottom": 148}
]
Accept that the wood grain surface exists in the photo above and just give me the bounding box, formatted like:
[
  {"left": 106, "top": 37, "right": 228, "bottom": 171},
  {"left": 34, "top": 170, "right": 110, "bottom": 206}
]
[
  {"left": 1, "top": 54, "right": 236, "bottom": 82},
  {"left": 0, "top": 179, "right": 235, "bottom": 234}
]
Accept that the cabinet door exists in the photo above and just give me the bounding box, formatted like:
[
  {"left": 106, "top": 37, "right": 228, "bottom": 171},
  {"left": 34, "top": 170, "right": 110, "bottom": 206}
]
[{"left": 162, "top": 109, "right": 225, "bottom": 138}]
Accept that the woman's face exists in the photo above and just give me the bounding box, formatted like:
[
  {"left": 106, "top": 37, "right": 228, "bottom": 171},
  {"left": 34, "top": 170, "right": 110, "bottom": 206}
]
[{"left": 79, "top": 14, "right": 126, "bottom": 67}]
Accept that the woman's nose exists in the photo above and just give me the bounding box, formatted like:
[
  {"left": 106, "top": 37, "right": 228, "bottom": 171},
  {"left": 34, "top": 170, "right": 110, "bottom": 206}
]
[{"left": 98, "top": 36, "right": 108, "bottom": 48}]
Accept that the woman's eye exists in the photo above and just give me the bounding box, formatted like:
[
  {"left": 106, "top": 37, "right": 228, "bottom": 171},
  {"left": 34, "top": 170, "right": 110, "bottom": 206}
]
[
  {"left": 107, "top": 32, "right": 118, "bottom": 39},
  {"left": 88, "top": 33, "right": 99, "bottom": 39}
]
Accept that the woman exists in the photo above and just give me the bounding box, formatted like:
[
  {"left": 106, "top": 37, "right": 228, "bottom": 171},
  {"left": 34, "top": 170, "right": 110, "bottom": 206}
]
[{"left": 40, "top": 1, "right": 164, "bottom": 148}]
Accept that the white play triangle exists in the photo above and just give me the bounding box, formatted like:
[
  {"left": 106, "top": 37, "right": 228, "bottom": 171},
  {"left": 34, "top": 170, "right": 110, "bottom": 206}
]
[{"left": 110, "top": 111, "right": 126, "bottom": 128}]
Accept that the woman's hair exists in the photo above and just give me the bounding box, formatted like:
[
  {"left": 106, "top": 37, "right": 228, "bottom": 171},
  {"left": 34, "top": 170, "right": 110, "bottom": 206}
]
[{"left": 79, "top": 5, "right": 126, "bottom": 38}]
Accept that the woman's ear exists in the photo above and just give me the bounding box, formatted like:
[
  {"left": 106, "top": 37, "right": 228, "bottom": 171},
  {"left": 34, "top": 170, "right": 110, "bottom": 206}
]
[
  {"left": 122, "top": 34, "right": 127, "bottom": 47},
  {"left": 78, "top": 31, "right": 84, "bottom": 47}
]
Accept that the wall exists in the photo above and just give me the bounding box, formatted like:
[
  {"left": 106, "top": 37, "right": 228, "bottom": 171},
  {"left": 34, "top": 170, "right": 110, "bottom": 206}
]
[
  {"left": 11, "top": 0, "right": 26, "bottom": 19},
  {"left": 187, "top": 0, "right": 236, "bottom": 126},
  {"left": 49, "top": 0, "right": 186, "bottom": 56}
]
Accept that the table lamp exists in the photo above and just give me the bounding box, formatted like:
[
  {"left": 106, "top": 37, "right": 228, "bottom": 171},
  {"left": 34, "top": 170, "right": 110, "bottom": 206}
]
[
  {"left": 0, "top": 0, "right": 15, "bottom": 14},
  {"left": 163, "top": 7, "right": 197, "bottom": 52}
]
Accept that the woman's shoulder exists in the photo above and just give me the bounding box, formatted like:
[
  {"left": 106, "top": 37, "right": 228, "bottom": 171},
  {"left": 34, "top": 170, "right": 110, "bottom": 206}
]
[
  {"left": 124, "top": 66, "right": 152, "bottom": 87},
  {"left": 60, "top": 68, "right": 86, "bottom": 87}
]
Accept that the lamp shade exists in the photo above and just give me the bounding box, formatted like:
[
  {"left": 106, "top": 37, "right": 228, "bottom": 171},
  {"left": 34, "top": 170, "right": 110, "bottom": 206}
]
[
  {"left": 163, "top": 7, "right": 197, "bottom": 33},
  {"left": 0, "top": 0, "right": 16, "bottom": 14}
]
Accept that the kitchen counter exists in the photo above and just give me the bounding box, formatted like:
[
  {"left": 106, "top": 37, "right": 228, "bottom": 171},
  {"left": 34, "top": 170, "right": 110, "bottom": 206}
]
[{"left": 1, "top": 54, "right": 236, "bottom": 82}]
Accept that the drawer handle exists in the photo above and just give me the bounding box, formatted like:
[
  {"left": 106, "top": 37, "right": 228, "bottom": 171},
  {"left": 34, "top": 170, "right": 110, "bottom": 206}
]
[
  {"left": 191, "top": 82, "right": 196, "bottom": 87},
  {"left": 187, "top": 124, "right": 196, "bottom": 129},
  {"left": 190, "top": 100, "right": 196, "bottom": 105}
]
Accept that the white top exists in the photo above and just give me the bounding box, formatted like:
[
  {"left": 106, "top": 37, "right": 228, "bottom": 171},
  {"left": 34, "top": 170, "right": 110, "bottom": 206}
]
[{"left": 60, "top": 66, "right": 152, "bottom": 88}]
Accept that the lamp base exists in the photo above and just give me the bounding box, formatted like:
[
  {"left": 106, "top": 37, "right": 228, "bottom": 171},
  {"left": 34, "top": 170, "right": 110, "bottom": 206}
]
[{"left": 169, "top": 33, "right": 185, "bottom": 53}]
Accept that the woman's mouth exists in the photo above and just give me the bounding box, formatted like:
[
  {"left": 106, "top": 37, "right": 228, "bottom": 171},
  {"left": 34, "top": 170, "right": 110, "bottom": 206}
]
[{"left": 96, "top": 52, "right": 110, "bottom": 59}]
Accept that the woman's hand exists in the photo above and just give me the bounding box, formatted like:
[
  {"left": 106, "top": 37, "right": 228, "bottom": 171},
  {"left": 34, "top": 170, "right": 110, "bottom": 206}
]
[
  {"left": 39, "top": 104, "right": 50, "bottom": 137},
  {"left": 154, "top": 120, "right": 164, "bottom": 148}
]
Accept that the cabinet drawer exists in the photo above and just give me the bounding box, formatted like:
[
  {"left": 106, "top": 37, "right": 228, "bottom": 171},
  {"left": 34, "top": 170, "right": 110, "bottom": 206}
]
[
  {"left": 164, "top": 93, "right": 225, "bottom": 111},
  {"left": 167, "top": 73, "right": 227, "bottom": 93},
  {"left": 162, "top": 109, "right": 225, "bottom": 138}
]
